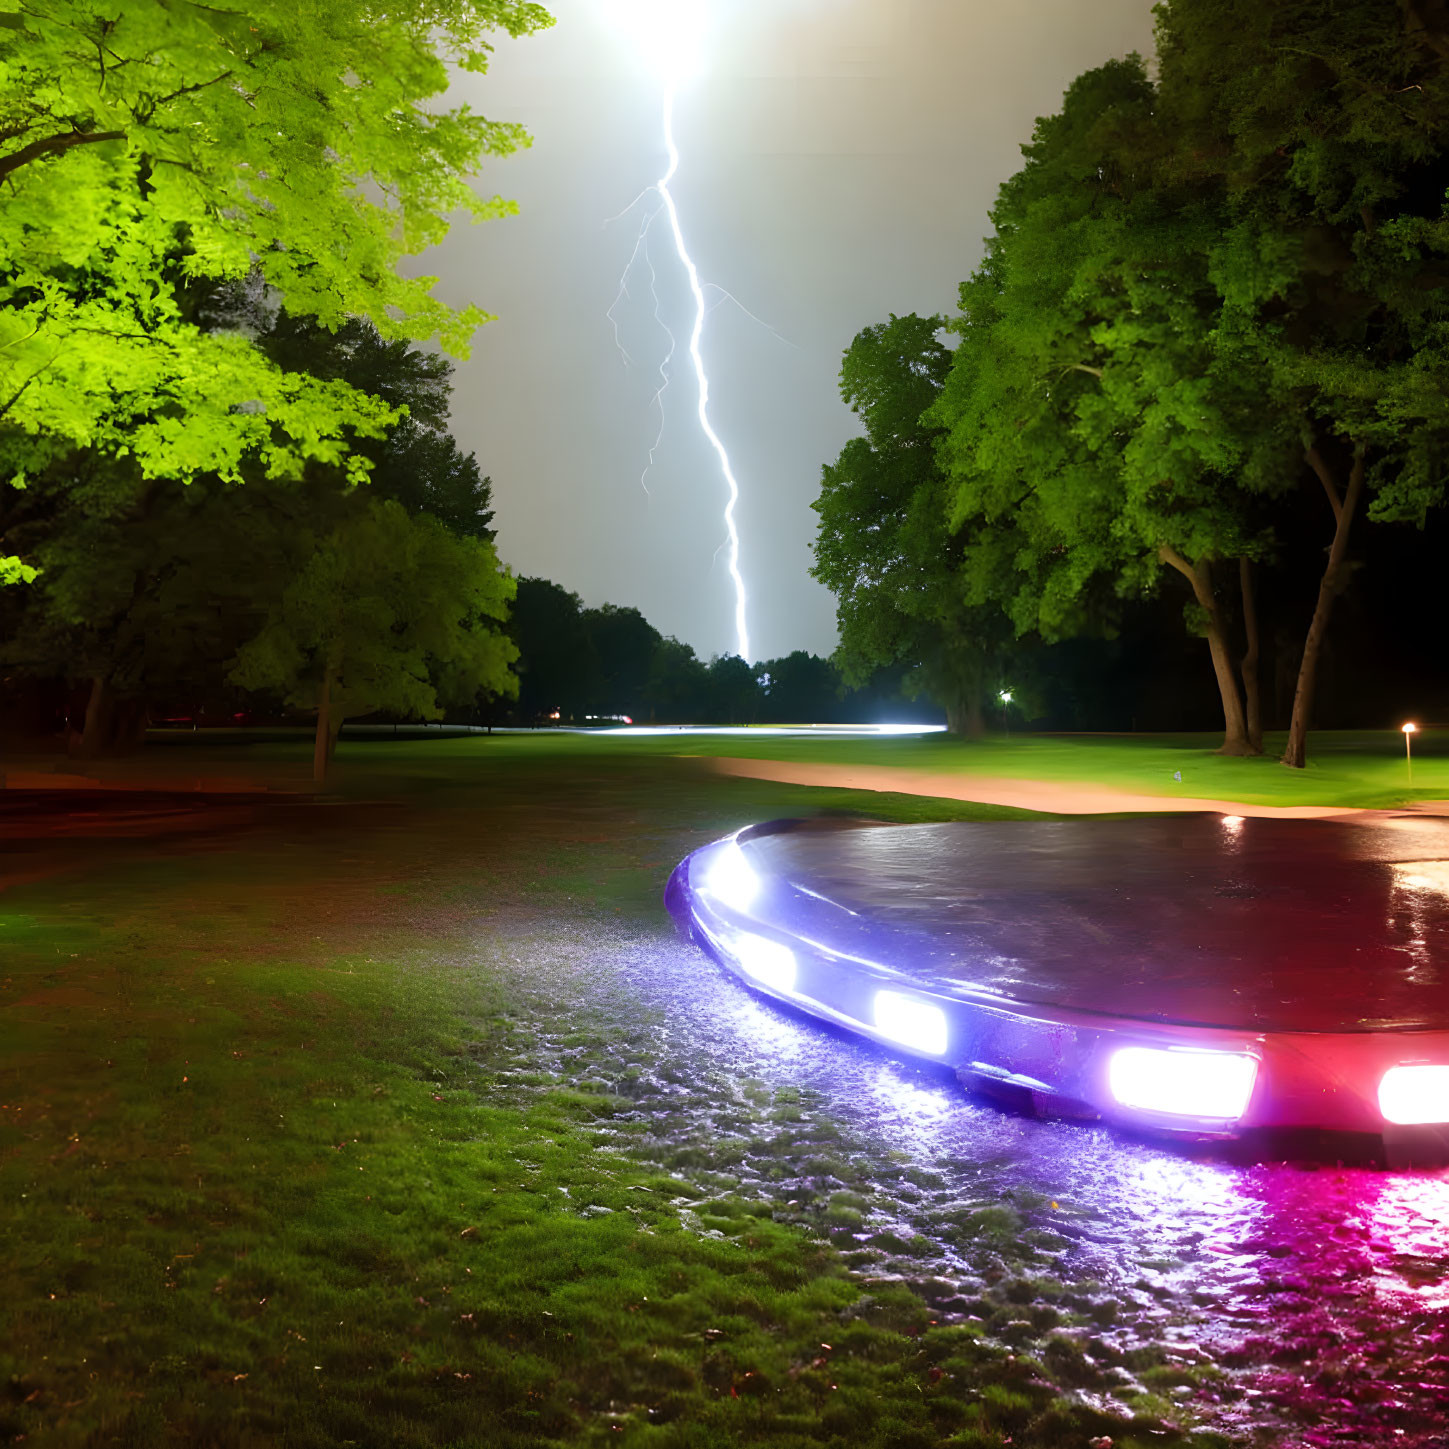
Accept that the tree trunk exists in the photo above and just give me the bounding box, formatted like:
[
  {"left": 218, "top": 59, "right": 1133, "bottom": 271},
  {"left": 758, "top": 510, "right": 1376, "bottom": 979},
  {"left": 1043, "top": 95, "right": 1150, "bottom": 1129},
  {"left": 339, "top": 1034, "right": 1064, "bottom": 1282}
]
[
  {"left": 75, "top": 676, "right": 114, "bottom": 758},
  {"left": 966, "top": 690, "right": 985, "bottom": 739},
  {"left": 1282, "top": 444, "right": 1366, "bottom": 770},
  {"left": 945, "top": 691, "right": 985, "bottom": 739},
  {"left": 1238, "top": 557, "right": 1263, "bottom": 753},
  {"left": 313, "top": 668, "right": 334, "bottom": 784},
  {"left": 1158, "top": 547, "right": 1257, "bottom": 755}
]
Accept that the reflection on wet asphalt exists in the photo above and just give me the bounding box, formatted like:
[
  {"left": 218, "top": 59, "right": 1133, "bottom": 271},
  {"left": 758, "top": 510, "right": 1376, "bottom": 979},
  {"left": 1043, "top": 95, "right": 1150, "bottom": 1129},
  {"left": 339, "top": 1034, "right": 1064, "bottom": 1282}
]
[{"left": 476, "top": 917, "right": 1449, "bottom": 1448}]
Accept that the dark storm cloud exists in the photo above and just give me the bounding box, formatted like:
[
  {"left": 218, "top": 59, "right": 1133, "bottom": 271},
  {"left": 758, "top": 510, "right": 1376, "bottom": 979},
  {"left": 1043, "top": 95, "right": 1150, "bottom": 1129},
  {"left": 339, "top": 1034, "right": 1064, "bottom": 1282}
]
[{"left": 428, "top": 0, "right": 1156, "bottom": 662}]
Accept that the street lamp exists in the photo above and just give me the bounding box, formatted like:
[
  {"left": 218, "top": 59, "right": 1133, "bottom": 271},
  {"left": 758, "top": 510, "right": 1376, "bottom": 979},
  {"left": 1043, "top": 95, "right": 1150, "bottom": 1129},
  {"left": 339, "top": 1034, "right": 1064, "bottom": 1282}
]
[
  {"left": 1403, "top": 721, "right": 1418, "bottom": 782},
  {"left": 998, "top": 689, "right": 1013, "bottom": 736}
]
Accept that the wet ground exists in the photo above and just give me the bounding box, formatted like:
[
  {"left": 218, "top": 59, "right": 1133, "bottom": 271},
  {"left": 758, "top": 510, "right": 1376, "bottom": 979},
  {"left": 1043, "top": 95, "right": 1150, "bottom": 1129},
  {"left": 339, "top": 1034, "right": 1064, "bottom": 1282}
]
[
  {"left": 731, "top": 813, "right": 1449, "bottom": 1032},
  {"left": 7, "top": 755, "right": 1449, "bottom": 1446},
  {"left": 476, "top": 916, "right": 1449, "bottom": 1448}
]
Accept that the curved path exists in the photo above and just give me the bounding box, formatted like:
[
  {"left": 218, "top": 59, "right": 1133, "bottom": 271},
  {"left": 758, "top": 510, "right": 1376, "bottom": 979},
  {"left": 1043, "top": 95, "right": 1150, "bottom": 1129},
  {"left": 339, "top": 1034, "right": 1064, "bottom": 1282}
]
[{"left": 707, "top": 754, "right": 1449, "bottom": 819}]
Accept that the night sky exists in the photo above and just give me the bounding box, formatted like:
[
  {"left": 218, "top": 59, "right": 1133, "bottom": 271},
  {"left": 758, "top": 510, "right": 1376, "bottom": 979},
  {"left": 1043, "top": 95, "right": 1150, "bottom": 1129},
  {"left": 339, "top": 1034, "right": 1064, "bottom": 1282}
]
[{"left": 432, "top": 0, "right": 1157, "bottom": 662}]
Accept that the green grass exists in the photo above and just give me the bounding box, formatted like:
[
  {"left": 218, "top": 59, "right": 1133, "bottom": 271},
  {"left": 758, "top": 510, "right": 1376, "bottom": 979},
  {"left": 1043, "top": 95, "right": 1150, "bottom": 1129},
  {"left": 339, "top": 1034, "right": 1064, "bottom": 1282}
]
[
  {"left": 141, "top": 723, "right": 1446, "bottom": 811},
  {"left": 634, "top": 727, "right": 1445, "bottom": 810},
  {"left": 0, "top": 738, "right": 1245, "bottom": 1446}
]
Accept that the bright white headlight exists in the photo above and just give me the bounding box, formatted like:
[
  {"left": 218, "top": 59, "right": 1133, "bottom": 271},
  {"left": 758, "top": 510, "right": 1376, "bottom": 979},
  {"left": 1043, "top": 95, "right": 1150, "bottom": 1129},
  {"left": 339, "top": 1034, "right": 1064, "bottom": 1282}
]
[
  {"left": 1378, "top": 1064, "right": 1449, "bottom": 1125},
  {"left": 702, "top": 842, "right": 759, "bottom": 913},
  {"left": 728, "top": 932, "right": 796, "bottom": 992},
  {"left": 873, "top": 991, "right": 948, "bottom": 1056},
  {"left": 1108, "top": 1046, "right": 1257, "bottom": 1120}
]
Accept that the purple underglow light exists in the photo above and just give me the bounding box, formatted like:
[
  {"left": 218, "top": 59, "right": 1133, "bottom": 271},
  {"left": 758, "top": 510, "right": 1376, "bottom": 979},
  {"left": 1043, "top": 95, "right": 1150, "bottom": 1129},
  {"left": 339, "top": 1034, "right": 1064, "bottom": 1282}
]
[
  {"left": 1109, "top": 1046, "right": 1258, "bottom": 1120},
  {"left": 728, "top": 932, "right": 797, "bottom": 992},
  {"left": 1378, "top": 1064, "right": 1449, "bottom": 1125},
  {"left": 873, "top": 991, "right": 949, "bottom": 1056}
]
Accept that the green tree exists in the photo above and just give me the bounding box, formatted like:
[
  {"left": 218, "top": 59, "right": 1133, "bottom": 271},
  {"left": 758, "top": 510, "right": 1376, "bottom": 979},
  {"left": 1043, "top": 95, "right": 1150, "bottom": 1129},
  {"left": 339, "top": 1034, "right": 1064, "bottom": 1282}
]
[
  {"left": 644, "top": 636, "right": 709, "bottom": 723},
  {"left": 755, "top": 651, "right": 841, "bottom": 724},
  {"left": 706, "top": 654, "right": 759, "bottom": 725},
  {"left": 935, "top": 6, "right": 1449, "bottom": 764},
  {"left": 0, "top": 0, "right": 550, "bottom": 580},
  {"left": 930, "top": 58, "right": 1288, "bottom": 754},
  {"left": 813, "top": 313, "right": 1006, "bottom": 736},
  {"left": 508, "top": 577, "right": 598, "bottom": 721},
  {"left": 260, "top": 313, "right": 497, "bottom": 540},
  {"left": 1, "top": 464, "right": 309, "bottom": 753},
  {"left": 230, "top": 499, "right": 516, "bottom": 782},
  {"left": 1151, "top": 0, "right": 1449, "bottom": 766},
  {"left": 583, "top": 604, "right": 661, "bottom": 718},
  {"left": 0, "top": 317, "right": 499, "bottom": 751}
]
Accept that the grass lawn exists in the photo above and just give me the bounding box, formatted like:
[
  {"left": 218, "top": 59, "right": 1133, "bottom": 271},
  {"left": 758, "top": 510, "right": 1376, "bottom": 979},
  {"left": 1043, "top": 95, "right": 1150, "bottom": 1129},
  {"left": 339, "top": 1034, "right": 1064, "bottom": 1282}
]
[
  {"left": 0, "top": 739, "right": 1228, "bottom": 1449},
  {"left": 654, "top": 727, "right": 1449, "bottom": 811},
  {"left": 108, "top": 723, "right": 1449, "bottom": 811}
]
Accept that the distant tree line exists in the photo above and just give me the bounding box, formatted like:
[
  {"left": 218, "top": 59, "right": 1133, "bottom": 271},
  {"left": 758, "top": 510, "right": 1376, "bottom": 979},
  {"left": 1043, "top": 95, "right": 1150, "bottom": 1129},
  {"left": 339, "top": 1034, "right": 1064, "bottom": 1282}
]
[
  {"left": 0, "top": 294, "right": 936, "bottom": 759},
  {"left": 814, "top": 0, "right": 1449, "bottom": 764},
  {"left": 501, "top": 579, "right": 938, "bottom": 728}
]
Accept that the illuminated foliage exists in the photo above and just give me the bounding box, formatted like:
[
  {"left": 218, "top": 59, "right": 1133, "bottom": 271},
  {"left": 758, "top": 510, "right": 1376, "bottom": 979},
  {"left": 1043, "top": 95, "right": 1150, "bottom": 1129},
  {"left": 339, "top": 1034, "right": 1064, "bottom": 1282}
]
[
  {"left": 0, "top": 0, "right": 550, "bottom": 575},
  {"left": 0, "top": 313, "right": 502, "bottom": 754}
]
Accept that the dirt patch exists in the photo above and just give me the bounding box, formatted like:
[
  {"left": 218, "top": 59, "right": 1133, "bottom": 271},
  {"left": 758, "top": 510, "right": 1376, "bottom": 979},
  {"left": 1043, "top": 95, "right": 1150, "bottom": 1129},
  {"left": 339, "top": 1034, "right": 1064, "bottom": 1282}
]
[{"left": 706, "top": 755, "right": 1384, "bottom": 818}]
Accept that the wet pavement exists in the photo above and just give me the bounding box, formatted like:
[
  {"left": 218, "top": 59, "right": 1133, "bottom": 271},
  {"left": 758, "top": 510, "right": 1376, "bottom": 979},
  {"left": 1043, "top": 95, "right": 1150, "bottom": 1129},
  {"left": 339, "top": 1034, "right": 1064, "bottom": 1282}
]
[
  {"left": 740, "top": 814, "right": 1449, "bottom": 1032},
  {"left": 473, "top": 915, "right": 1449, "bottom": 1448}
]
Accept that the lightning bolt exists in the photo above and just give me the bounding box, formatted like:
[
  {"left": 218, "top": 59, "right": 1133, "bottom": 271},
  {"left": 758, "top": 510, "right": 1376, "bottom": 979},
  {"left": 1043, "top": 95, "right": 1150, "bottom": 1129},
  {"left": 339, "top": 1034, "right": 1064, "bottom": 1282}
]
[
  {"left": 604, "top": 85, "right": 758, "bottom": 661},
  {"left": 654, "top": 82, "right": 751, "bottom": 662},
  {"left": 601, "top": 0, "right": 796, "bottom": 664}
]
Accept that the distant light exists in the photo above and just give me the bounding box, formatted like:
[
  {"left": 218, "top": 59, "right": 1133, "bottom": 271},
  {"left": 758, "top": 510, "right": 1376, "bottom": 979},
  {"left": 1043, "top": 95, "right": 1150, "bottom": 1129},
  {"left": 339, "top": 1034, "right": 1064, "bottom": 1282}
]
[
  {"left": 1108, "top": 1046, "right": 1258, "bottom": 1120},
  {"left": 1403, "top": 722, "right": 1419, "bottom": 734},
  {"left": 1378, "top": 1064, "right": 1449, "bottom": 1125},
  {"left": 728, "top": 932, "right": 796, "bottom": 992},
  {"left": 873, "top": 991, "right": 948, "bottom": 1056},
  {"left": 601, "top": 723, "right": 947, "bottom": 738},
  {"left": 702, "top": 841, "right": 759, "bottom": 913},
  {"left": 999, "top": 691, "right": 1014, "bottom": 704}
]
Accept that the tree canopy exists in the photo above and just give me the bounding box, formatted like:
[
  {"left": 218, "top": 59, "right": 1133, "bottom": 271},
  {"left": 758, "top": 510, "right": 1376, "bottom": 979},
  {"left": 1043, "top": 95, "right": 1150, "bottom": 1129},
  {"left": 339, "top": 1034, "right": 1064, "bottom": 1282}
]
[
  {"left": 0, "top": 0, "right": 550, "bottom": 582},
  {"left": 1, "top": 316, "right": 509, "bottom": 759},
  {"left": 813, "top": 312, "right": 1011, "bottom": 735},
  {"left": 231, "top": 500, "right": 517, "bottom": 780},
  {"left": 916, "top": 0, "right": 1449, "bottom": 762}
]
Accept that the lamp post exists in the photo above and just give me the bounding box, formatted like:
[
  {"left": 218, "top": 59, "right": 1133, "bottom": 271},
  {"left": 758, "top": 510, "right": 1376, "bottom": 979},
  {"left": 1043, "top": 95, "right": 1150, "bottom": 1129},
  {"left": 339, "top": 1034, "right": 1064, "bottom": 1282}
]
[
  {"left": 999, "top": 689, "right": 1013, "bottom": 737},
  {"left": 1403, "top": 721, "right": 1418, "bottom": 783}
]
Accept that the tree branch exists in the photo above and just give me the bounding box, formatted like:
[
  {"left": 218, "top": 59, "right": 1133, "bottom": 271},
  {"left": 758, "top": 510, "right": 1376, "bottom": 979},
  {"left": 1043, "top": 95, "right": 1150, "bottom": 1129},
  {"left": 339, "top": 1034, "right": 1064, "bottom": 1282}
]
[
  {"left": 1304, "top": 443, "right": 1342, "bottom": 524},
  {"left": 0, "top": 356, "right": 56, "bottom": 421},
  {"left": 0, "top": 127, "right": 127, "bottom": 183},
  {"left": 145, "top": 69, "right": 235, "bottom": 115},
  {"left": 1156, "top": 542, "right": 1196, "bottom": 582}
]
